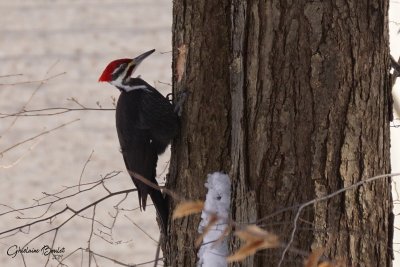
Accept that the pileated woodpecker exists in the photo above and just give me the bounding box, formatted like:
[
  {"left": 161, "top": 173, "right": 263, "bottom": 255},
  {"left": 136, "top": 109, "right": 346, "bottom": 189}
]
[{"left": 98, "top": 49, "right": 178, "bottom": 233}]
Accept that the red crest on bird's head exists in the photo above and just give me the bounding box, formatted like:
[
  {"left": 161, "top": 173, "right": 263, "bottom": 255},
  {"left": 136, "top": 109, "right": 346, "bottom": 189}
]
[
  {"left": 98, "top": 58, "right": 131, "bottom": 82},
  {"left": 98, "top": 49, "right": 155, "bottom": 84}
]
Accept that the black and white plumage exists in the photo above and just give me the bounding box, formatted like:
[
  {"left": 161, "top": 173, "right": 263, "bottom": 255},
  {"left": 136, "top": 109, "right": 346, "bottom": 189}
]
[{"left": 99, "top": 50, "right": 178, "bottom": 233}]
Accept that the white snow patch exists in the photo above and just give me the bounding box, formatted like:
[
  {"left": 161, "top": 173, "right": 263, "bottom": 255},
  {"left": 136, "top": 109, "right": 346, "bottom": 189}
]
[{"left": 197, "top": 172, "right": 231, "bottom": 267}]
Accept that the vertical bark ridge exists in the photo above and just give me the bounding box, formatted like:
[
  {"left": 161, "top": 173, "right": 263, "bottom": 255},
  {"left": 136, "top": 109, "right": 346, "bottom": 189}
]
[{"left": 167, "top": 0, "right": 392, "bottom": 266}]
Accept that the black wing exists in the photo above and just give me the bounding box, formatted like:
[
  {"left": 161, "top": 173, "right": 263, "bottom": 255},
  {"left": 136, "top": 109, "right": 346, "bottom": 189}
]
[
  {"left": 137, "top": 81, "right": 179, "bottom": 154},
  {"left": 115, "top": 84, "right": 170, "bottom": 233}
]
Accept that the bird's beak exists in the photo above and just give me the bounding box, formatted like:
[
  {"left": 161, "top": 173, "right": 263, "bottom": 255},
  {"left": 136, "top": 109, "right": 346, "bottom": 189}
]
[{"left": 131, "top": 49, "right": 155, "bottom": 66}]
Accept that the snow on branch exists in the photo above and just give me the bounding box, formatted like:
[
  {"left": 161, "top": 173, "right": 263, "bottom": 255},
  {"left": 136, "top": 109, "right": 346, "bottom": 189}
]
[{"left": 197, "top": 172, "right": 231, "bottom": 267}]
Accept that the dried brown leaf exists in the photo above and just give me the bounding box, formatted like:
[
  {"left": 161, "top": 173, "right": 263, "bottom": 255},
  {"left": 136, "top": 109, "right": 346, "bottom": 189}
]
[
  {"left": 304, "top": 247, "right": 325, "bottom": 267},
  {"left": 176, "top": 44, "right": 187, "bottom": 82},
  {"left": 227, "top": 225, "right": 279, "bottom": 262},
  {"left": 195, "top": 213, "right": 218, "bottom": 247},
  {"left": 172, "top": 200, "right": 204, "bottom": 219},
  {"left": 227, "top": 240, "right": 264, "bottom": 262},
  {"left": 236, "top": 225, "right": 277, "bottom": 243},
  {"left": 317, "top": 262, "right": 336, "bottom": 267}
]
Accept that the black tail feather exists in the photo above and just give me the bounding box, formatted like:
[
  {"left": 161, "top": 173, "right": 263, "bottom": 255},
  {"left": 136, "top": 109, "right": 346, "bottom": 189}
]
[
  {"left": 133, "top": 178, "right": 169, "bottom": 234},
  {"left": 149, "top": 189, "right": 169, "bottom": 234}
]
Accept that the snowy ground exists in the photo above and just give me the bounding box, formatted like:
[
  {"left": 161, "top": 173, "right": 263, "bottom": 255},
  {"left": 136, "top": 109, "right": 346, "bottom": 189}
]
[{"left": 0, "top": 1, "right": 172, "bottom": 266}]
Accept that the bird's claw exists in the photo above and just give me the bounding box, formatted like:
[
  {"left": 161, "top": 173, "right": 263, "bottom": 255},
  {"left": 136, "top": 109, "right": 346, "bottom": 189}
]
[
  {"left": 174, "top": 90, "right": 189, "bottom": 117},
  {"left": 166, "top": 93, "right": 173, "bottom": 102}
]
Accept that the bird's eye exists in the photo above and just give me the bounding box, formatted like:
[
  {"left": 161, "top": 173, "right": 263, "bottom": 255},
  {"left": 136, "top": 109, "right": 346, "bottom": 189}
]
[{"left": 112, "top": 63, "right": 126, "bottom": 75}]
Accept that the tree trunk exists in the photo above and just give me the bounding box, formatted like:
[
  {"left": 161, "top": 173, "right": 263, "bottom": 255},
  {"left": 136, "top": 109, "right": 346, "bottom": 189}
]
[{"left": 165, "top": 1, "right": 393, "bottom": 266}]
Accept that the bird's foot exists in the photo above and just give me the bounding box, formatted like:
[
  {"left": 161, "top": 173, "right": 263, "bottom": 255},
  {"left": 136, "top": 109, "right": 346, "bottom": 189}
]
[
  {"left": 174, "top": 90, "right": 189, "bottom": 117},
  {"left": 166, "top": 93, "right": 173, "bottom": 103}
]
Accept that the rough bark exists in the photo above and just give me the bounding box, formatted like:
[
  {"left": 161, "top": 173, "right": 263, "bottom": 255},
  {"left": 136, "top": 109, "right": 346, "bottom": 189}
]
[{"left": 165, "top": 0, "right": 392, "bottom": 266}]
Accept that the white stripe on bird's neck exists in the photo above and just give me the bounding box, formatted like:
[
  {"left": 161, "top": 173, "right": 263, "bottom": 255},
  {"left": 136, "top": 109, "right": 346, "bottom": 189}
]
[
  {"left": 110, "top": 67, "right": 148, "bottom": 92},
  {"left": 121, "top": 84, "right": 148, "bottom": 92}
]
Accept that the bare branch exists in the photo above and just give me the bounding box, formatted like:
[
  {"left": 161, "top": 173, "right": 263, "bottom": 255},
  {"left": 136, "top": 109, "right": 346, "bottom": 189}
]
[
  {"left": 44, "top": 229, "right": 59, "bottom": 267},
  {"left": 0, "top": 139, "right": 41, "bottom": 169},
  {"left": 0, "top": 188, "right": 136, "bottom": 237},
  {"left": 124, "top": 215, "right": 158, "bottom": 243},
  {"left": 153, "top": 235, "right": 162, "bottom": 267},
  {"left": 156, "top": 159, "right": 170, "bottom": 179},
  {"left": 277, "top": 172, "right": 400, "bottom": 267},
  {"left": 58, "top": 247, "right": 143, "bottom": 267},
  {"left": 87, "top": 205, "right": 97, "bottom": 267},
  {"left": 0, "top": 107, "right": 115, "bottom": 118},
  {"left": 0, "top": 66, "right": 65, "bottom": 140},
  {"left": 0, "top": 72, "right": 66, "bottom": 86},
  {"left": 0, "top": 203, "right": 24, "bottom": 215},
  {"left": 79, "top": 150, "right": 94, "bottom": 191},
  {"left": 16, "top": 203, "right": 53, "bottom": 220},
  {"left": 0, "top": 206, "right": 69, "bottom": 237},
  {"left": 157, "top": 80, "right": 172, "bottom": 87},
  {"left": 0, "top": 171, "right": 121, "bottom": 217},
  {"left": 45, "top": 59, "right": 60, "bottom": 74},
  {"left": 67, "top": 97, "right": 88, "bottom": 109},
  {"left": 109, "top": 193, "right": 129, "bottom": 231},
  {"left": 0, "top": 119, "right": 79, "bottom": 157},
  {"left": 0, "top": 73, "right": 24, "bottom": 78}
]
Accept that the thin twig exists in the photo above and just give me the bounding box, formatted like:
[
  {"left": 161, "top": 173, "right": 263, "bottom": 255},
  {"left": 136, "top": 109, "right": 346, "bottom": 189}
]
[
  {"left": 79, "top": 150, "right": 94, "bottom": 191},
  {"left": 157, "top": 80, "right": 172, "bottom": 87},
  {"left": 59, "top": 247, "right": 137, "bottom": 267},
  {"left": 0, "top": 72, "right": 66, "bottom": 86},
  {"left": 110, "top": 193, "right": 129, "bottom": 232},
  {"left": 44, "top": 229, "right": 59, "bottom": 267},
  {"left": 67, "top": 97, "right": 88, "bottom": 109},
  {"left": 0, "top": 139, "right": 42, "bottom": 169},
  {"left": 153, "top": 235, "right": 162, "bottom": 267},
  {"left": 0, "top": 67, "right": 65, "bottom": 139},
  {"left": 0, "top": 119, "right": 79, "bottom": 156},
  {"left": 277, "top": 172, "right": 400, "bottom": 267},
  {"left": 0, "top": 203, "right": 24, "bottom": 215},
  {"left": 0, "top": 107, "right": 114, "bottom": 118},
  {"left": 0, "top": 171, "right": 121, "bottom": 217},
  {"left": 124, "top": 215, "right": 158, "bottom": 243},
  {"left": 156, "top": 160, "right": 170, "bottom": 179},
  {"left": 88, "top": 205, "right": 97, "bottom": 267},
  {"left": 16, "top": 203, "right": 53, "bottom": 220},
  {"left": 0, "top": 188, "right": 136, "bottom": 236},
  {"left": 0, "top": 73, "right": 23, "bottom": 78}
]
